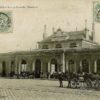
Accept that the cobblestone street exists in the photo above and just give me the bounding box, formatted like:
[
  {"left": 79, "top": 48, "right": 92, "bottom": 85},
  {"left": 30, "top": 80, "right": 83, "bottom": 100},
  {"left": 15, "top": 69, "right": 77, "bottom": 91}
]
[{"left": 0, "top": 79, "right": 99, "bottom": 100}]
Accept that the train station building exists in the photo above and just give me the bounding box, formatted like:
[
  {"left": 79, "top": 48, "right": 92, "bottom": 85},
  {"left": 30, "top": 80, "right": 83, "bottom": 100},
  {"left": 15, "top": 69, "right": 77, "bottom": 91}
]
[{"left": 0, "top": 25, "right": 100, "bottom": 78}]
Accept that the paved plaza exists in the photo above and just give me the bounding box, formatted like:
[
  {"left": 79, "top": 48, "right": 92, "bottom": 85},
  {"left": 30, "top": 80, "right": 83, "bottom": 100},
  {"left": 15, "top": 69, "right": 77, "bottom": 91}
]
[{"left": 0, "top": 79, "right": 99, "bottom": 100}]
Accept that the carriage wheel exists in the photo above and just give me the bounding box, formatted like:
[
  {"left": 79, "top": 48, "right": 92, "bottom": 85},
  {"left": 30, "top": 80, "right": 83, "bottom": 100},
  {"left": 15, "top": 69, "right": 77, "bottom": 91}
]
[
  {"left": 85, "top": 79, "right": 92, "bottom": 89},
  {"left": 93, "top": 80, "right": 100, "bottom": 90},
  {"left": 71, "top": 78, "right": 79, "bottom": 88}
]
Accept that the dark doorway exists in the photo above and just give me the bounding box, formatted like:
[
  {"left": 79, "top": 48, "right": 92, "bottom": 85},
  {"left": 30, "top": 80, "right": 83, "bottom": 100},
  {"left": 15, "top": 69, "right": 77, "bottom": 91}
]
[
  {"left": 68, "top": 60, "right": 74, "bottom": 73},
  {"left": 35, "top": 59, "right": 41, "bottom": 78},
  {"left": 10, "top": 61, "right": 15, "bottom": 77},
  {"left": 51, "top": 59, "right": 58, "bottom": 74},
  {"left": 11, "top": 61, "right": 14, "bottom": 72},
  {"left": 82, "top": 59, "right": 89, "bottom": 73},
  {"left": 2, "top": 61, "right": 6, "bottom": 77},
  {"left": 97, "top": 59, "right": 100, "bottom": 74}
]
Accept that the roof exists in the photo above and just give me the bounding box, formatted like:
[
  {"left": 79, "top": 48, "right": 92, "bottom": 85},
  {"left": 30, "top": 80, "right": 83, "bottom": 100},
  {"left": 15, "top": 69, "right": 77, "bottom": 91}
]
[{"left": 39, "top": 29, "right": 86, "bottom": 43}]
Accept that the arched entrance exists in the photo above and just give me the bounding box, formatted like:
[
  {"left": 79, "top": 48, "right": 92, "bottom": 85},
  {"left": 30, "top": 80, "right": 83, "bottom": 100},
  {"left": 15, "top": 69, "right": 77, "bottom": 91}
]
[
  {"left": 68, "top": 60, "right": 74, "bottom": 73},
  {"left": 35, "top": 59, "right": 41, "bottom": 78},
  {"left": 21, "top": 60, "right": 27, "bottom": 72},
  {"left": 97, "top": 59, "right": 100, "bottom": 74},
  {"left": 2, "top": 61, "right": 6, "bottom": 77},
  {"left": 82, "top": 59, "right": 89, "bottom": 73},
  {"left": 10, "top": 61, "right": 15, "bottom": 77},
  {"left": 50, "top": 59, "right": 58, "bottom": 74},
  {"left": 11, "top": 61, "right": 15, "bottom": 72}
]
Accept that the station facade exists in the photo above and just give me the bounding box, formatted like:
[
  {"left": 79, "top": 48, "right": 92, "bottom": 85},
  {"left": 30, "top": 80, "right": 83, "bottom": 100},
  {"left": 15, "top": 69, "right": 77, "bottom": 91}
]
[{"left": 0, "top": 27, "right": 100, "bottom": 77}]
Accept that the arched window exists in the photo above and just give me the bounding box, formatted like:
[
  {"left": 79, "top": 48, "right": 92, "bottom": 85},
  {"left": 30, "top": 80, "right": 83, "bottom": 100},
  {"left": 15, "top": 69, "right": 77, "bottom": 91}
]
[
  {"left": 68, "top": 60, "right": 74, "bottom": 73},
  {"left": 11, "top": 61, "right": 14, "bottom": 72},
  {"left": 70, "top": 42, "right": 77, "bottom": 48},
  {"left": 35, "top": 59, "right": 41, "bottom": 78},
  {"left": 69, "top": 60, "right": 74, "bottom": 64},
  {"left": 42, "top": 45, "right": 48, "bottom": 49},
  {"left": 51, "top": 59, "right": 58, "bottom": 74},
  {"left": 97, "top": 59, "right": 100, "bottom": 74},
  {"left": 21, "top": 60, "right": 27, "bottom": 72},
  {"left": 2, "top": 61, "right": 6, "bottom": 77},
  {"left": 82, "top": 59, "right": 89, "bottom": 73},
  {"left": 55, "top": 43, "right": 62, "bottom": 48}
]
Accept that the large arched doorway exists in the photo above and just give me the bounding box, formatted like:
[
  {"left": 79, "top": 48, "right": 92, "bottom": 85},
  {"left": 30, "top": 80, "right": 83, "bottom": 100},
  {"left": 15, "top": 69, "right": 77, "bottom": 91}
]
[
  {"left": 10, "top": 61, "right": 15, "bottom": 77},
  {"left": 2, "top": 61, "right": 6, "bottom": 77},
  {"left": 97, "top": 59, "right": 100, "bottom": 74},
  {"left": 68, "top": 60, "right": 74, "bottom": 73},
  {"left": 50, "top": 59, "right": 58, "bottom": 74},
  {"left": 35, "top": 59, "right": 41, "bottom": 78},
  {"left": 82, "top": 59, "right": 89, "bottom": 73},
  {"left": 21, "top": 60, "right": 27, "bottom": 72},
  {"left": 11, "top": 61, "right": 15, "bottom": 72}
]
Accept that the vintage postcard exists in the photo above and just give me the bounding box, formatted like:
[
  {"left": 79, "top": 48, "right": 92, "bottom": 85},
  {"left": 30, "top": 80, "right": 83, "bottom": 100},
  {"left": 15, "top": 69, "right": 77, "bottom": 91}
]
[{"left": 0, "top": 0, "right": 100, "bottom": 100}]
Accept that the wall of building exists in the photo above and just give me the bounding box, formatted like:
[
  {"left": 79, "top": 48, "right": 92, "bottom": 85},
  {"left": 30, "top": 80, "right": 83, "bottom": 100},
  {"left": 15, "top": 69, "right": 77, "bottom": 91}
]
[
  {"left": 0, "top": 50, "right": 100, "bottom": 77},
  {"left": 38, "top": 39, "right": 83, "bottom": 49}
]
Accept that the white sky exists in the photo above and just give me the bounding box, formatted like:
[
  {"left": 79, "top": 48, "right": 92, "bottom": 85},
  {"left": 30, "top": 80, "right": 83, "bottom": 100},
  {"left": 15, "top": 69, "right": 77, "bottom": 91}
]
[{"left": 0, "top": 0, "right": 100, "bottom": 53}]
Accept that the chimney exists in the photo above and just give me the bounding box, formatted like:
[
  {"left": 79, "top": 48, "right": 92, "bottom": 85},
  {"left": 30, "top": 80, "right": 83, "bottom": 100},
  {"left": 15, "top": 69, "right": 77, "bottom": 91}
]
[
  {"left": 84, "top": 20, "right": 89, "bottom": 40},
  {"left": 43, "top": 24, "right": 47, "bottom": 40},
  {"left": 92, "top": 22, "right": 95, "bottom": 42}
]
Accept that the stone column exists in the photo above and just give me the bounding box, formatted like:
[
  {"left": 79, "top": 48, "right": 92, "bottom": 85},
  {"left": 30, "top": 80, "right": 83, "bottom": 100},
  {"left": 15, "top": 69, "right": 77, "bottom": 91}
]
[
  {"left": 48, "top": 61, "right": 50, "bottom": 73},
  {"left": 80, "top": 61, "right": 82, "bottom": 73},
  {"left": 8, "top": 61, "right": 11, "bottom": 74},
  {"left": 6, "top": 61, "right": 10, "bottom": 76},
  {"left": 94, "top": 60, "right": 97, "bottom": 73},
  {"left": 27, "top": 60, "right": 32, "bottom": 72},
  {"left": 89, "top": 60, "right": 91, "bottom": 73},
  {"left": 48, "top": 60, "right": 51, "bottom": 79},
  {"left": 18, "top": 62, "right": 21, "bottom": 74},
  {"left": 0, "top": 62, "right": 2, "bottom": 73},
  {"left": 74, "top": 61, "right": 77, "bottom": 73},
  {"left": 32, "top": 61, "right": 35, "bottom": 71},
  {"left": 41, "top": 61, "right": 43, "bottom": 73},
  {"left": 14, "top": 61, "right": 17, "bottom": 74},
  {"left": 62, "top": 51, "right": 65, "bottom": 73},
  {"left": 66, "top": 60, "right": 68, "bottom": 71}
]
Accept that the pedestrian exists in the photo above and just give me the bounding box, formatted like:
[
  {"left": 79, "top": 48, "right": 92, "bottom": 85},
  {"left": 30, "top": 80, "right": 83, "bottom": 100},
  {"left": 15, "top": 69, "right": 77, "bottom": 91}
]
[
  {"left": 67, "top": 72, "right": 72, "bottom": 88},
  {"left": 58, "top": 72, "right": 63, "bottom": 87},
  {"left": 47, "top": 72, "right": 50, "bottom": 79}
]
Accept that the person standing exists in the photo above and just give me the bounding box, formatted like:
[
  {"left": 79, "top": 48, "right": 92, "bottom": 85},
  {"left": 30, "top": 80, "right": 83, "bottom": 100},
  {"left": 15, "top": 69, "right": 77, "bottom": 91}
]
[
  {"left": 67, "top": 72, "right": 72, "bottom": 88},
  {"left": 58, "top": 72, "right": 63, "bottom": 87}
]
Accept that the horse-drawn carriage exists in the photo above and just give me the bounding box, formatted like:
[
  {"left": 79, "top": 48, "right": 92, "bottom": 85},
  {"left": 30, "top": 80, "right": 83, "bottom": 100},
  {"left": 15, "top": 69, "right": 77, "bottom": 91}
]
[
  {"left": 70, "top": 73, "right": 100, "bottom": 90},
  {"left": 9, "top": 71, "right": 35, "bottom": 79}
]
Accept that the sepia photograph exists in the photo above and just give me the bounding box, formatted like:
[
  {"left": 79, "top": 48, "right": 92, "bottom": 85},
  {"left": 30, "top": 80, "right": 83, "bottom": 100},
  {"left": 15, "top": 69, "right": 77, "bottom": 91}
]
[{"left": 0, "top": 0, "right": 100, "bottom": 100}]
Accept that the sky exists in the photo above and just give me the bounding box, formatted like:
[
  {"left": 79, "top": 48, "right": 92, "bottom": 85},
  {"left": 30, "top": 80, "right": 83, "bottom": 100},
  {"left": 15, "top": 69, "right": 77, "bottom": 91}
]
[{"left": 0, "top": 0, "right": 100, "bottom": 53}]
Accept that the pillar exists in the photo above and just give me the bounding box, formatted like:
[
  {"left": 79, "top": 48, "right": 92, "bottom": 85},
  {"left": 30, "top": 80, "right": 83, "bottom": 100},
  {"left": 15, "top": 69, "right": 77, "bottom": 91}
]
[
  {"left": 6, "top": 61, "right": 10, "bottom": 76},
  {"left": 62, "top": 52, "right": 65, "bottom": 73},
  {"left": 0, "top": 62, "right": 2, "bottom": 73},
  {"left": 27, "top": 60, "right": 32, "bottom": 72},
  {"left": 32, "top": 61, "right": 35, "bottom": 71},
  {"left": 48, "top": 61, "right": 50, "bottom": 73},
  {"left": 66, "top": 60, "right": 68, "bottom": 71},
  {"left": 74, "top": 61, "right": 77, "bottom": 73},
  {"left": 80, "top": 61, "right": 82, "bottom": 72},
  {"left": 94, "top": 60, "right": 97, "bottom": 73},
  {"left": 41, "top": 61, "right": 43, "bottom": 73},
  {"left": 18, "top": 62, "right": 21, "bottom": 74},
  {"left": 89, "top": 60, "right": 91, "bottom": 73},
  {"left": 15, "top": 59, "right": 18, "bottom": 74}
]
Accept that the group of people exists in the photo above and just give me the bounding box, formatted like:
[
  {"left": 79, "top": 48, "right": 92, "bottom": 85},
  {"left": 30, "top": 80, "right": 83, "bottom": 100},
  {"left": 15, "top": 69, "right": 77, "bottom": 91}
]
[
  {"left": 6, "top": 70, "right": 100, "bottom": 89},
  {"left": 58, "top": 72, "right": 74, "bottom": 88},
  {"left": 58, "top": 71, "right": 100, "bottom": 88}
]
